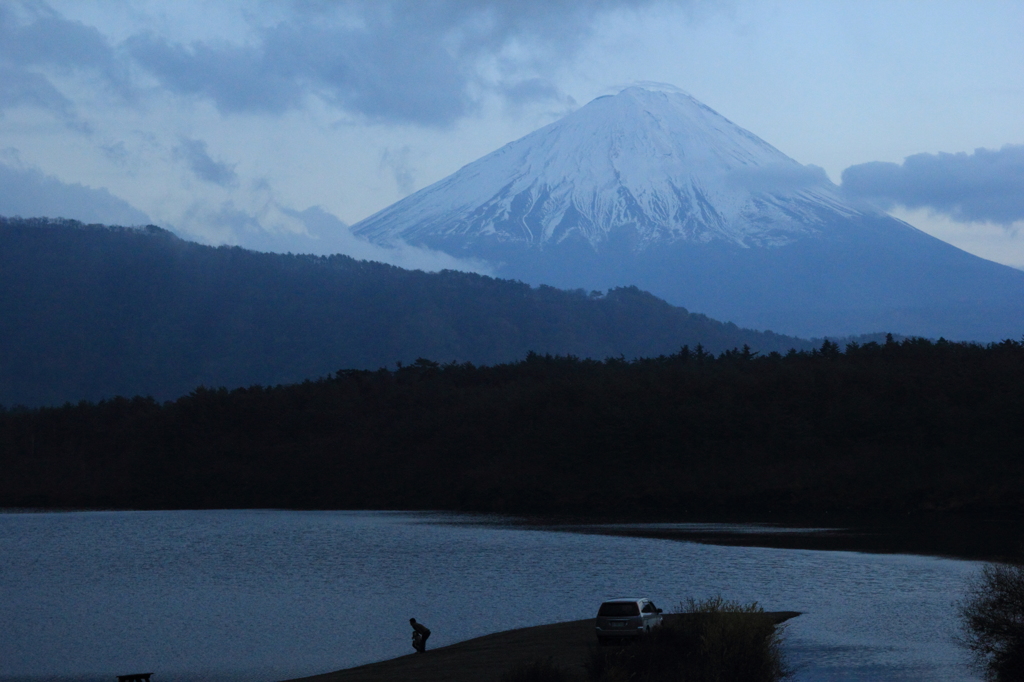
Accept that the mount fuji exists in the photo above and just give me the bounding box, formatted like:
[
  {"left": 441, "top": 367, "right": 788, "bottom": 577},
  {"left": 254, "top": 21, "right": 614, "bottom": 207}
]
[{"left": 353, "top": 85, "right": 1024, "bottom": 340}]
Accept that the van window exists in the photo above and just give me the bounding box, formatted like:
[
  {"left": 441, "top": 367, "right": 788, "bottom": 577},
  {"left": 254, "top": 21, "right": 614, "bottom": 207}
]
[{"left": 598, "top": 602, "right": 640, "bottom": 617}]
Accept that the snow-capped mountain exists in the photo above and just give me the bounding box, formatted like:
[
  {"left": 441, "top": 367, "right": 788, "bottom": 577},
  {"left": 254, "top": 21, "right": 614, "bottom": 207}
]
[
  {"left": 355, "top": 85, "right": 862, "bottom": 251},
  {"left": 353, "top": 85, "right": 1024, "bottom": 340}
]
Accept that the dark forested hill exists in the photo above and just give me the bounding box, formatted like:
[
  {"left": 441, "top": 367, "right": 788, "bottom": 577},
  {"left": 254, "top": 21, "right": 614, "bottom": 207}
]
[
  {"left": 1, "top": 216, "right": 824, "bottom": 407},
  {"left": 2, "top": 338, "right": 1023, "bottom": 517}
]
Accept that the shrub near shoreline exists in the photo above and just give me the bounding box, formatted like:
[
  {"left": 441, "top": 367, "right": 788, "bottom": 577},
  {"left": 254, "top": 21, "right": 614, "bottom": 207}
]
[
  {"left": 958, "top": 561, "right": 1024, "bottom": 681},
  {"left": 501, "top": 598, "right": 789, "bottom": 682}
]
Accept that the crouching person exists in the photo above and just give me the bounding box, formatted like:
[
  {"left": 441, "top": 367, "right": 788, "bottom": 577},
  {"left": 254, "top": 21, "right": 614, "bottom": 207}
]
[{"left": 410, "top": 618, "right": 431, "bottom": 653}]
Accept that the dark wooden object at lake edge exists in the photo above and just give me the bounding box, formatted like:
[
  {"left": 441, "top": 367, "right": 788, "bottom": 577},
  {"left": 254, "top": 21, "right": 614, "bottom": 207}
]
[{"left": 117, "top": 674, "right": 153, "bottom": 682}]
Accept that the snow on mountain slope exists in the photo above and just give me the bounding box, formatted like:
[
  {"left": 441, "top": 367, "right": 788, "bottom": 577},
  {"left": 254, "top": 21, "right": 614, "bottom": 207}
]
[{"left": 353, "top": 84, "right": 864, "bottom": 251}]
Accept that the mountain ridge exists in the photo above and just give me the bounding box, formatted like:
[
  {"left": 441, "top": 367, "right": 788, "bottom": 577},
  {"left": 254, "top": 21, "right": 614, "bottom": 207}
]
[{"left": 1, "top": 216, "right": 838, "bottom": 407}]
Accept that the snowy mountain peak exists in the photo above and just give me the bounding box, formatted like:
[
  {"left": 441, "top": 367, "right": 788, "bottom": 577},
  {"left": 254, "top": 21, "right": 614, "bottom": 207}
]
[
  {"left": 348, "top": 84, "right": 1024, "bottom": 341},
  {"left": 353, "top": 85, "right": 860, "bottom": 252}
]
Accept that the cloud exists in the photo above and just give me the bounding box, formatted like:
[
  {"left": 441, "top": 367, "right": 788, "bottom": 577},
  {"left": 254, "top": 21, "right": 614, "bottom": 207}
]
[
  {"left": 0, "top": 158, "right": 151, "bottom": 226},
  {"left": 1, "top": 1, "right": 672, "bottom": 128},
  {"left": 124, "top": 0, "right": 665, "bottom": 126},
  {"left": 499, "top": 77, "right": 578, "bottom": 117},
  {"left": 726, "top": 163, "right": 832, "bottom": 194},
  {"left": 380, "top": 146, "right": 416, "bottom": 195},
  {"left": 174, "top": 138, "right": 238, "bottom": 187},
  {"left": 176, "top": 199, "right": 492, "bottom": 274},
  {"left": 0, "top": 65, "right": 74, "bottom": 116},
  {"left": 101, "top": 140, "right": 130, "bottom": 166},
  {"left": 0, "top": 3, "right": 129, "bottom": 123},
  {"left": 0, "top": 4, "right": 122, "bottom": 77},
  {"left": 841, "top": 145, "right": 1024, "bottom": 225},
  {"left": 125, "top": 32, "right": 307, "bottom": 116},
  {"left": 278, "top": 205, "right": 496, "bottom": 273}
]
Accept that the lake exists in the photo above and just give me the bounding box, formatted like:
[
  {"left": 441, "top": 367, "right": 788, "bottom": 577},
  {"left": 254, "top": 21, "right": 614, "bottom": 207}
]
[{"left": 0, "top": 510, "right": 981, "bottom": 681}]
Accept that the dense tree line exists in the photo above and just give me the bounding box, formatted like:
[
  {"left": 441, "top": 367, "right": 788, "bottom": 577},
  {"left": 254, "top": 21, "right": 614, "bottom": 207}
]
[
  {"left": 2, "top": 336, "right": 1023, "bottom": 517},
  {"left": 1, "top": 216, "right": 829, "bottom": 407}
]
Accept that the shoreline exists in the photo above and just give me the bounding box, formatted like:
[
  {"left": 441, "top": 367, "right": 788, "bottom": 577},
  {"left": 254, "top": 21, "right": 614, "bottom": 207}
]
[
  {"left": 4, "top": 507, "right": 1020, "bottom": 562},
  {"left": 490, "top": 513, "right": 1024, "bottom": 563},
  {"left": 284, "top": 613, "right": 800, "bottom": 682}
]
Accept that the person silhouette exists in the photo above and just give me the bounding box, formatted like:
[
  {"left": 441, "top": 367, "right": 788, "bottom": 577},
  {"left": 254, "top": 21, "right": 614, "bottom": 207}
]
[{"left": 410, "top": 618, "right": 431, "bottom": 652}]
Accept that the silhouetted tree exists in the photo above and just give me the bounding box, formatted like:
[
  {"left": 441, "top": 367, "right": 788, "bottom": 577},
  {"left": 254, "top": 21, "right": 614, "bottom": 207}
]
[{"left": 958, "top": 561, "right": 1024, "bottom": 681}]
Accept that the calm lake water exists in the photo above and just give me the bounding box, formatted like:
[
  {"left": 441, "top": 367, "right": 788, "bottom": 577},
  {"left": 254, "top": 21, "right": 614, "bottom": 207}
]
[{"left": 0, "top": 510, "right": 981, "bottom": 682}]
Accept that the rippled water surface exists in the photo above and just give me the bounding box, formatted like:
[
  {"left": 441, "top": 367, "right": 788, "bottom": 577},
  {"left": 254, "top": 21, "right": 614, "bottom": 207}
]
[{"left": 0, "top": 510, "right": 981, "bottom": 681}]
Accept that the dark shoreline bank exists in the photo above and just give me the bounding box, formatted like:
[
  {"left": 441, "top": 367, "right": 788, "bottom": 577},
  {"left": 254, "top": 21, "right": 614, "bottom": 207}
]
[{"left": 285, "top": 613, "right": 800, "bottom": 682}]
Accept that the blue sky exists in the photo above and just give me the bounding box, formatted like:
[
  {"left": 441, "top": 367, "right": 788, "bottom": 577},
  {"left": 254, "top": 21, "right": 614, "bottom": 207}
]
[{"left": 1, "top": 0, "right": 1022, "bottom": 269}]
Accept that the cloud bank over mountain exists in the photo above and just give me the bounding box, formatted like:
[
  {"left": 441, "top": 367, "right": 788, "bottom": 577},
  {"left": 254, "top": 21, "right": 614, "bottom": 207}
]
[
  {"left": 202, "top": 203, "right": 493, "bottom": 273},
  {"left": 0, "top": 155, "right": 486, "bottom": 275},
  {"left": 125, "top": 0, "right": 663, "bottom": 126},
  {"left": 2, "top": 0, "right": 661, "bottom": 128},
  {"left": 841, "top": 145, "right": 1024, "bottom": 226}
]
